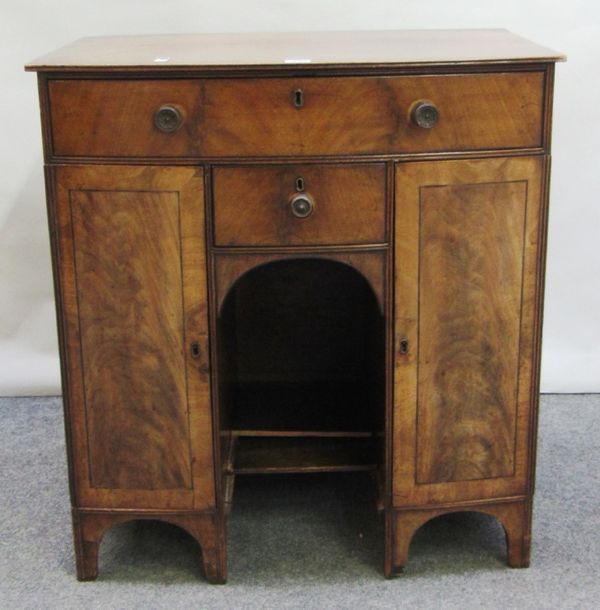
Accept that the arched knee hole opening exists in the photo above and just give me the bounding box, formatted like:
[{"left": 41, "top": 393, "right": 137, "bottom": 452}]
[
  {"left": 218, "top": 258, "right": 386, "bottom": 481},
  {"left": 217, "top": 257, "right": 386, "bottom": 567}
]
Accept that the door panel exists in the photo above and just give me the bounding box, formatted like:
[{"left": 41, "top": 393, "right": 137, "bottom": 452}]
[
  {"left": 393, "top": 157, "right": 543, "bottom": 506},
  {"left": 71, "top": 189, "right": 189, "bottom": 490},
  {"left": 53, "top": 165, "right": 214, "bottom": 509},
  {"left": 417, "top": 180, "right": 526, "bottom": 484}
]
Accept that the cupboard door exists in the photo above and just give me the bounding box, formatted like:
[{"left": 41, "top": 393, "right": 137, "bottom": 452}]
[
  {"left": 394, "top": 157, "right": 545, "bottom": 506},
  {"left": 52, "top": 165, "right": 214, "bottom": 510}
]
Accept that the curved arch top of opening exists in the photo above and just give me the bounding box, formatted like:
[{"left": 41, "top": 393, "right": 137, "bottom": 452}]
[
  {"left": 98, "top": 517, "right": 202, "bottom": 549},
  {"left": 403, "top": 509, "right": 510, "bottom": 563},
  {"left": 216, "top": 254, "right": 385, "bottom": 316},
  {"left": 219, "top": 257, "right": 382, "bottom": 314}
]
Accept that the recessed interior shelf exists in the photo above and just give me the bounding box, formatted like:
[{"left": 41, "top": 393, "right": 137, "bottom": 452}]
[{"left": 232, "top": 436, "right": 377, "bottom": 474}]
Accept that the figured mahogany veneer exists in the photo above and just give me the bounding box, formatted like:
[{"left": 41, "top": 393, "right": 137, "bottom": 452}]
[
  {"left": 393, "top": 156, "right": 544, "bottom": 508},
  {"left": 71, "top": 187, "right": 192, "bottom": 490},
  {"left": 28, "top": 30, "right": 563, "bottom": 584},
  {"left": 52, "top": 165, "right": 215, "bottom": 511},
  {"left": 48, "top": 72, "right": 544, "bottom": 158},
  {"left": 212, "top": 164, "right": 387, "bottom": 246}
]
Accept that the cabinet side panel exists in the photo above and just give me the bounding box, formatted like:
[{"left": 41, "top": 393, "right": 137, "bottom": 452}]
[
  {"left": 416, "top": 181, "right": 526, "bottom": 483},
  {"left": 70, "top": 189, "right": 191, "bottom": 490}
]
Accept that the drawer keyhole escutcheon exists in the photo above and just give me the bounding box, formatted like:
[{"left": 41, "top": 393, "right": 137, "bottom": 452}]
[
  {"left": 290, "top": 193, "right": 314, "bottom": 218},
  {"left": 410, "top": 100, "right": 439, "bottom": 129},
  {"left": 154, "top": 104, "right": 183, "bottom": 133},
  {"left": 293, "top": 88, "right": 304, "bottom": 108},
  {"left": 191, "top": 342, "right": 201, "bottom": 359},
  {"left": 295, "top": 177, "right": 305, "bottom": 192},
  {"left": 399, "top": 339, "right": 409, "bottom": 355}
]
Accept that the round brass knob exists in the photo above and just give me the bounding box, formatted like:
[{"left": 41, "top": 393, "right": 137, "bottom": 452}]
[
  {"left": 290, "top": 194, "right": 314, "bottom": 218},
  {"left": 410, "top": 100, "right": 439, "bottom": 129},
  {"left": 154, "top": 105, "right": 183, "bottom": 133}
]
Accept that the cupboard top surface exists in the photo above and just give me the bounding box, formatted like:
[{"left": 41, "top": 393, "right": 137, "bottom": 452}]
[{"left": 25, "top": 29, "right": 564, "bottom": 72}]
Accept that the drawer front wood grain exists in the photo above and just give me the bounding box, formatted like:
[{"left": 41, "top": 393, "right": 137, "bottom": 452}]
[
  {"left": 201, "top": 72, "right": 543, "bottom": 156},
  {"left": 212, "top": 164, "right": 387, "bottom": 246},
  {"left": 48, "top": 72, "right": 544, "bottom": 158},
  {"left": 49, "top": 80, "right": 204, "bottom": 158}
]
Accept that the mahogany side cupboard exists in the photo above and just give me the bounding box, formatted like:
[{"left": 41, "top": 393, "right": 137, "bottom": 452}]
[{"left": 27, "top": 30, "right": 564, "bottom": 583}]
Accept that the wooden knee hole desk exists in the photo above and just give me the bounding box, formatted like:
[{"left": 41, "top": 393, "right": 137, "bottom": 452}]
[{"left": 26, "top": 29, "right": 564, "bottom": 583}]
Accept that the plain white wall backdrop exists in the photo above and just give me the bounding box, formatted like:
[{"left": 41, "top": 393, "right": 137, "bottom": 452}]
[{"left": 0, "top": 1, "right": 598, "bottom": 395}]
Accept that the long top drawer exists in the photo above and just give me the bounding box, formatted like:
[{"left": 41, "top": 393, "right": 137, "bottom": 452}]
[{"left": 48, "top": 71, "right": 544, "bottom": 158}]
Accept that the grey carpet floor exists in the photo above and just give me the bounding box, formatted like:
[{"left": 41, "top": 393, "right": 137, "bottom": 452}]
[{"left": 0, "top": 395, "right": 598, "bottom": 609}]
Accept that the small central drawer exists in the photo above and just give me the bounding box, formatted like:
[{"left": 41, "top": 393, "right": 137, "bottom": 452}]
[{"left": 212, "top": 164, "right": 387, "bottom": 247}]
